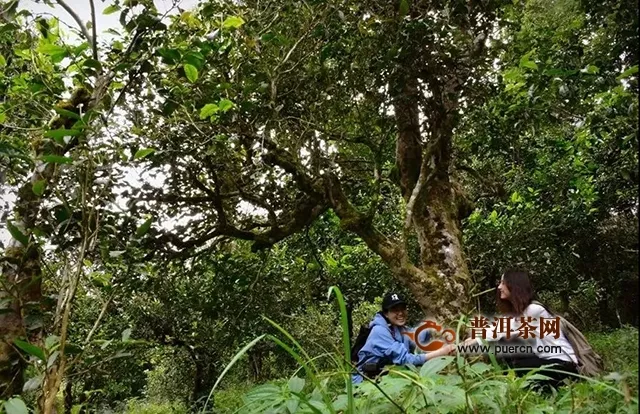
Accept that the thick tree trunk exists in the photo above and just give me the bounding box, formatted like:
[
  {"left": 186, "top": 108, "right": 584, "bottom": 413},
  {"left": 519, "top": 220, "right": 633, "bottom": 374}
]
[
  {"left": 392, "top": 76, "right": 471, "bottom": 322},
  {"left": 412, "top": 178, "right": 471, "bottom": 320}
]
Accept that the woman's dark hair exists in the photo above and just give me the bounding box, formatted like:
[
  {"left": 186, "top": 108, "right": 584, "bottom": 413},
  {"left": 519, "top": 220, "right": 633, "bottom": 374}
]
[{"left": 497, "top": 269, "right": 534, "bottom": 315}]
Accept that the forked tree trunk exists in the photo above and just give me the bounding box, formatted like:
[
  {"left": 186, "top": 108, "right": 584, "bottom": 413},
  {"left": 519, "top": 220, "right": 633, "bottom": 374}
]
[{"left": 392, "top": 76, "right": 471, "bottom": 322}]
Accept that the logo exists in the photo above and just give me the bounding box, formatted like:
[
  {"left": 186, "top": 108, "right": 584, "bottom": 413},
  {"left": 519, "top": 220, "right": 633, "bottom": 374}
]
[
  {"left": 402, "top": 320, "right": 456, "bottom": 351},
  {"left": 391, "top": 294, "right": 399, "bottom": 301}
]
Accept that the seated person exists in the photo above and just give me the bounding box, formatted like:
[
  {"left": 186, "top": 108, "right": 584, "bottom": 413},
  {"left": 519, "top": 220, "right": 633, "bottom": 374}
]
[
  {"left": 460, "top": 270, "right": 578, "bottom": 389},
  {"left": 352, "top": 292, "right": 455, "bottom": 384}
]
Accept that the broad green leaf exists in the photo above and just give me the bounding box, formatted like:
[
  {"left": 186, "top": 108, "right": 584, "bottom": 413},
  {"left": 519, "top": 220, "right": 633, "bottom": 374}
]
[
  {"left": 617, "top": 65, "right": 638, "bottom": 80},
  {"left": 420, "top": 356, "right": 454, "bottom": 376},
  {"left": 399, "top": 0, "right": 409, "bottom": 17},
  {"left": 0, "top": 54, "right": 6, "bottom": 66},
  {"left": 134, "top": 148, "right": 155, "bottom": 159},
  {"left": 45, "top": 335, "right": 60, "bottom": 350},
  {"left": 37, "top": 43, "right": 66, "bottom": 57},
  {"left": 7, "top": 220, "right": 29, "bottom": 246},
  {"left": 157, "top": 48, "right": 181, "bottom": 64},
  {"left": 222, "top": 16, "right": 245, "bottom": 29},
  {"left": 44, "top": 128, "right": 82, "bottom": 139},
  {"left": 200, "top": 103, "right": 219, "bottom": 119},
  {"left": 42, "top": 154, "right": 73, "bottom": 164},
  {"left": 520, "top": 59, "right": 538, "bottom": 70},
  {"left": 73, "top": 42, "right": 89, "bottom": 56},
  {"left": 288, "top": 376, "right": 305, "bottom": 393},
  {"left": 83, "top": 58, "right": 102, "bottom": 71},
  {"left": 103, "top": 4, "right": 120, "bottom": 14},
  {"left": 184, "top": 64, "right": 198, "bottom": 83},
  {"left": 218, "top": 98, "right": 234, "bottom": 112},
  {"left": 64, "top": 343, "right": 83, "bottom": 355},
  {"left": 285, "top": 399, "right": 299, "bottom": 413},
  {"left": 135, "top": 216, "right": 152, "bottom": 237},
  {"left": 32, "top": 180, "right": 46, "bottom": 197},
  {"left": 23, "top": 374, "right": 43, "bottom": 392},
  {"left": 14, "top": 339, "right": 46, "bottom": 361},
  {"left": 53, "top": 107, "right": 81, "bottom": 120},
  {"left": 519, "top": 51, "right": 538, "bottom": 70},
  {"left": 4, "top": 397, "right": 28, "bottom": 414}
]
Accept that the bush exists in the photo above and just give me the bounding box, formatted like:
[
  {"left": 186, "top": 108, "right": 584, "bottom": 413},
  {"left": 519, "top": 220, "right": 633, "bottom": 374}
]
[
  {"left": 588, "top": 326, "right": 639, "bottom": 391},
  {"left": 123, "top": 399, "right": 188, "bottom": 414}
]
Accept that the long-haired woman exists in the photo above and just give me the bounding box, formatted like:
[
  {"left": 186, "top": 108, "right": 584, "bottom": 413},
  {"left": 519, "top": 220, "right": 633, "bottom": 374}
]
[{"left": 463, "top": 269, "right": 579, "bottom": 388}]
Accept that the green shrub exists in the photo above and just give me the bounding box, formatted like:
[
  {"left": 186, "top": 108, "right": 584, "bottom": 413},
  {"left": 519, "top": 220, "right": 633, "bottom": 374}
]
[
  {"left": 123, "top": 398, "right": 188, "bottom": 414},
  {"left": 588, "top": 326, "right": 639, "bottom": 391}
]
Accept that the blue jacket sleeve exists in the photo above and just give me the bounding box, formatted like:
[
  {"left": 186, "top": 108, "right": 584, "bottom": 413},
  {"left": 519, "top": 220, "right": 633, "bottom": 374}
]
[{"left": 369, "top": 325, "right": 426, "bottom": 366}]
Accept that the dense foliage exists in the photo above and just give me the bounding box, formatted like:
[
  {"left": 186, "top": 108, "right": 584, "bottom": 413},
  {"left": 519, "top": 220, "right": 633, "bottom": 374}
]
[{"left": 0, "top": 0, "right": 637, "bottom": 412}]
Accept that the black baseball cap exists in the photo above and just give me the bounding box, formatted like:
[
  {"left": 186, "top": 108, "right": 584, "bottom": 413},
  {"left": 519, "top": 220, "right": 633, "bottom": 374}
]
[{"left": 382, "top": 292, "right": 407, "bottom": 312}]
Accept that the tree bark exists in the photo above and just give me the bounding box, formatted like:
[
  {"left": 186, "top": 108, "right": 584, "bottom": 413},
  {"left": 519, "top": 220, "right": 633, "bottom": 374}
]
[{"left": 390, "top": 75, "right": 471, "bottom": 321}]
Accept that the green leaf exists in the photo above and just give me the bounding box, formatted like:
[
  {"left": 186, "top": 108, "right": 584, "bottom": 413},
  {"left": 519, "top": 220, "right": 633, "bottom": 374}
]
[
  {"left": 510, "top": 191, "right": 522, "bottom": 204},
  {"left": 519, "top": 52, "right": 538, "bottom": 70},
  {"left": 53, "top": 107, "right": 81, "bottom": 120},
  {"left": 44, "top": 128, "right": 82, "bottom": 140},
  {"left": 14, "top": 339, "right": 46, "bottom": 361},
  {"left": 200, "top": 103, "right": 219, "bottom": 119},
  {"left": 7, "top": 221, "right": 29, "bottom": 246},
  {"left": 42, "top": 154, "right": 73, "bottom": 164},
  {"left": 82, "top": 58, "right": 102, "bottom": 71},
  {"left": 32, "top": 180, "right": 46, "bottom": 197},
  {"left": 157, "top": 48, "right": 181, "bottom": 64},
  {"left": 64, "top": 343, "right": 83, "bottom": 355},
  {"left": 288, "top": 376, "right": 305, "bottom": 393},
  {"left": 37, "top": 43, "right": 66, "bottom": 58},
  {"left": 582, "top": 64, "right": 599, "bottom": 74},
  {"left": 134, "top": 148, "right": 155, "bottom": 159},
  {"left": 135, "top": 216, "right": 152, "bottom": 237},
  {"left": 222, "top": 16, "right": 245, "bottom": 29},
  {"left": 399, "top": 0, "right": 409, "bottom": 17},
  {"left": 122, "top": 328, "right": 132, "bottom": 341},
  {"left": 4, "top": 397, "right": 28, "bottom": 414},
  {"left": 420, "top": 356, "right": 454, "bottom": 376},
  {"left": 218, "top": 98, "right": 234, "bottom": 112},
  {"left": 0, "top": 54, "right": 6, "bottom": 67},
  {"left": 73, "top": 42, "right": 89, "bottom": 56},
  {"left": 103, "top": 4, "right": 120, "bottom": 14},
  {"left": 184, "top": 64, "right": 198, "bottom": 83},
  {"left": 617, "top": 65, "right": 638, "bottom": 80},
  {"left": 45, "top": 335, "right": 60, "bottom": 350}
]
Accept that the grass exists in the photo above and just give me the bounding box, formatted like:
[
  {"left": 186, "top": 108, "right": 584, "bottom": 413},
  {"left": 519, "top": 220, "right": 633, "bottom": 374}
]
[{"left": 118, "top": 289, "right": 639, "bottom": 414}]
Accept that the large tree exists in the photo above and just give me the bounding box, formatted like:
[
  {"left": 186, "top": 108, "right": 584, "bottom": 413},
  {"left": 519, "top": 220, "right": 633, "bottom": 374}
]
[{"left": 123, "top": 0, "right": 506, "bottom": 321}]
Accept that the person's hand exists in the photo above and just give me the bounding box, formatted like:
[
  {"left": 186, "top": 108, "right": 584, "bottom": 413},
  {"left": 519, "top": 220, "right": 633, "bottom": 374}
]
[
  {"left": 447, "top": 343, "right": 458, "bottom": 355},
  {"left": 463, "top": 337, "right": 477, "bottom": 346}
]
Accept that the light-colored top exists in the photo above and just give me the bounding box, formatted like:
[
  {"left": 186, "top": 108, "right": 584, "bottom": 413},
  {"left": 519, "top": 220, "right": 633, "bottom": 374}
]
[{"left": 476, "top": 303, "right": 578, "bottom": 364}]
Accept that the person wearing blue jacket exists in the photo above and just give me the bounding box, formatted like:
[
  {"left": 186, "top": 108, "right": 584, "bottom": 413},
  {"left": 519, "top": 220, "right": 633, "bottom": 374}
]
[{"left": 352, "top": 292, "right": 455, "bottom": 384}]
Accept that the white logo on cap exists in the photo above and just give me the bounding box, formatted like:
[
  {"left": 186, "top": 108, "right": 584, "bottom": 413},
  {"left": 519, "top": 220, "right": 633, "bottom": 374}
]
[{"left": 391, "top": 294, "right": 399, "bottom": 300}]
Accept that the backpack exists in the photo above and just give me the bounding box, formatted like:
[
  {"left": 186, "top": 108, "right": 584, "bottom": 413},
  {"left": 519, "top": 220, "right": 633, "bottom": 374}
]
[
  {"left": 532, "top": 301, "right": 605, "bottom": 377},
  {"left": 351, "top": 324, "right": 372, "bottom": 364}
]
